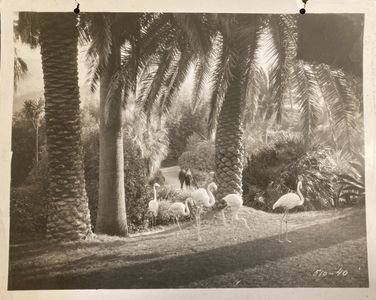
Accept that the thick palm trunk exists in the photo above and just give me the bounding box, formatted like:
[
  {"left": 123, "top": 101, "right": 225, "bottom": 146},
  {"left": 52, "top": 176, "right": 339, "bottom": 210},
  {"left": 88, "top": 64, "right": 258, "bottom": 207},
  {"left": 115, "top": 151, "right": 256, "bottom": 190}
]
[
  {"left": 40, "top": 13, "right": 92, "bottom": 240},
  {"left": 96, "top": 43, "right": 128, "bottom": 236},
  {"left": 214, "top": 63, "right": 244, "bottom": 200}
]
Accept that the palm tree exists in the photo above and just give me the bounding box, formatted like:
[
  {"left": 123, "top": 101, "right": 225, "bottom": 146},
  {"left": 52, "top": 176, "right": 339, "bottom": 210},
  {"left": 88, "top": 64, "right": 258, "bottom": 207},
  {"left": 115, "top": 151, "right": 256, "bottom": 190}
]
[
  {"left": 124, "top": 98, "right": 170, "bottom": 178},
  {"left": 22, "top": 98, "right": 44, "bottom": 165},
  {"left": 111, "top": 13, "right": 363, "bottom": 203},
  {"left": 139, "top": 14, "right": 294, "bottom": 200},
  {"left": 81, "top": 13, "right": 169, "bottom": 235},
  {"left": 16, "top": 13, "right": 93, "bottom": 240},
  {"left": 81, "top": 14, "right": 127, "bottom": 236},
  {"left": 82, "top": 12, "right": 213, "bottom": 235}
]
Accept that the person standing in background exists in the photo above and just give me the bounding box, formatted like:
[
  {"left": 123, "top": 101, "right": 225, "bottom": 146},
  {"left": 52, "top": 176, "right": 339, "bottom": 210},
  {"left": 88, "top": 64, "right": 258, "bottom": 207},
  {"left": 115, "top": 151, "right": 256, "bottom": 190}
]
[
  {"left": 185, "top": 168, "right": 193, "bottom": 190},
  {"left": 178, "top": 167, "right": 186, "bottom": 190}
]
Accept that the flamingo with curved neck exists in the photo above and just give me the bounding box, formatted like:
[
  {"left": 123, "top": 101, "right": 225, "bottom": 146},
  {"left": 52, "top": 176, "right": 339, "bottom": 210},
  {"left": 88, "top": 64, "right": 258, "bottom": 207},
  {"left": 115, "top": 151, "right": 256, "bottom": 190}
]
[
  {"left": 273, "top": 176, "right": 305, "bottom": 242},
  {"left": 148, "top": 183, "right": 160, "bottom": 227},
  {"left": 168, "top": 198, "right": 193, "bottom": 233},
  {"left": 189, "top": 182, "right": 218, "bottom": 241}
]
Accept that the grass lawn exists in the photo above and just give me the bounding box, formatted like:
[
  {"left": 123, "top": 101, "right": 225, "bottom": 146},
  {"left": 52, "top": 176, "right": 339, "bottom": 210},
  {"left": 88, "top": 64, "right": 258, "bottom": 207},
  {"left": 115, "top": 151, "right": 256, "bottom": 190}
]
[{"left": 8, "top": 206, "right": 368, "bottom": 289}]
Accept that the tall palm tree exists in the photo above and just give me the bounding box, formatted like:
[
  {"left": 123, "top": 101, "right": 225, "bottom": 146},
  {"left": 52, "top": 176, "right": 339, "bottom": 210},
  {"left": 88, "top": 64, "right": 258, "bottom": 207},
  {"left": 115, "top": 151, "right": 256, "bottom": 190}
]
[
  {"left": 82, "top": 14, "right": 130, "bottom": 236},
  {"left": 81, "top": 13, "right": 167, "bottom": 235},
  {"left": 16, "top": 13, "right": 93, "bottom": 240}
]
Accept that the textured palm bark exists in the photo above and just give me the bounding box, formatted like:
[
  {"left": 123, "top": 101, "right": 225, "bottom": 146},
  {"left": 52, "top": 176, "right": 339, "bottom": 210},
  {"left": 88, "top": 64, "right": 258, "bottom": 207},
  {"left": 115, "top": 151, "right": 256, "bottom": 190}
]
[
  {"left": 40, "top": 13, "right": 93, "bottom": 240},
  {"left": 96, "top": 42, "right": 129, "bottom": 236},
  {"left": 214, "top": 63, "right": 244, "bottom": 202}
]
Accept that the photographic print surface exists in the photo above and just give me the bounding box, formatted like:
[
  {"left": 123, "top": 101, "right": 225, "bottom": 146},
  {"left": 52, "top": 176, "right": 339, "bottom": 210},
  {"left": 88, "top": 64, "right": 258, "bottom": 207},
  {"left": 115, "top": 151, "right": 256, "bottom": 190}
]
[{"left": 7, "top": 12, "right": 368, "bottom": 290}]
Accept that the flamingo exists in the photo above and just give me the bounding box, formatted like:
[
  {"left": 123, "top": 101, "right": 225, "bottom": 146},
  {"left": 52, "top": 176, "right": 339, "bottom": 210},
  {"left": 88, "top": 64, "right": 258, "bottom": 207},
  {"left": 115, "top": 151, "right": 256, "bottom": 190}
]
[
  {"left": 148, "top": 182, "right": 160, "bottom": 227},
  {"left": 168, "top": 198, "right": 194, "bottom": 232},
  {"left": 220, "top": 194, "right": 252, "bottom": 239},
  {"left": 187, "top": 182, "right": 217, "bottom": 241},
  {"left": 273, "top": 176, "right": 304, "bottom": 243}
]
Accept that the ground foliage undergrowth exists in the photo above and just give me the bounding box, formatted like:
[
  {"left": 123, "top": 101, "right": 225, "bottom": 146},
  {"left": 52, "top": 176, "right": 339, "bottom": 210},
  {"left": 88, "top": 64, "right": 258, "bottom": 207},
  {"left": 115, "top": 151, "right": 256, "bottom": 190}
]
[{"left": 242, "top": 132, "right": 342, "bottom": 211}]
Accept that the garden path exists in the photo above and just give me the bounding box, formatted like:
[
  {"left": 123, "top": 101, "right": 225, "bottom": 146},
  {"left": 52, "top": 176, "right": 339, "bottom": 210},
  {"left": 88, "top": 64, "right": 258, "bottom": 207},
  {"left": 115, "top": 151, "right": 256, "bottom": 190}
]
[{"left": 160, "top": 165, "right": 181, "bottom": 189}]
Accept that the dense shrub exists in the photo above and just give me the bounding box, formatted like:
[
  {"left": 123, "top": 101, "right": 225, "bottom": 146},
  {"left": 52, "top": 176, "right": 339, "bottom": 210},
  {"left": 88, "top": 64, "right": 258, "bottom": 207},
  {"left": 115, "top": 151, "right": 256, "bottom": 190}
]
[
  {"left": 338, "top": 152, "right": 365, "bottom": 206},
  {"left": 243, "top": 133, "right": 339, "bottom": 211},
  {"left": 165, "top": 103, "right": 209, "bottom": 162},
  {"left": 123, "top": 136, "right": 151, "bottom": 232},
  {"left": 9, "top": 184, "right": 48, "bottom": 242},
  {"left": 9, "top": 146, "right": 50, "bottom": 242},
  {"left": 178, "top": 136, "right": 215, "bottom": 172},
  {"left": 10, "top": 103, "right": 156, "bottom": 236},
  {"left": 177, "top": 136, "right": 215, "bottom": 187},
  {"left": 11, "top": 112, "right": 42, "bottom": 186}
]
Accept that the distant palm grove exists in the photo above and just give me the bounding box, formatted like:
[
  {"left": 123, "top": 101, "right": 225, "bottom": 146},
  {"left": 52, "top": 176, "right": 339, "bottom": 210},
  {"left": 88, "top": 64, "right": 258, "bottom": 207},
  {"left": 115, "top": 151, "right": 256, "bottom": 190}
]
[{"left": 11, "top": 12, "right": 364, "bottom": 242}]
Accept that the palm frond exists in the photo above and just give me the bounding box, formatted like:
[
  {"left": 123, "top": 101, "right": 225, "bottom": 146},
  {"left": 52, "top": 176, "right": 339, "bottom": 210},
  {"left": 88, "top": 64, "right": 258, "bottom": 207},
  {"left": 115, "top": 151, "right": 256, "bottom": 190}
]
[
  {"left": 243, "top": 66, "right": 269, "bottom": 124},
  {"left": 172, "top": 14, "right": 212, "bottom": 60},
  {"left": 140, "top": 46, "right": 178, "bottom": 117},
  {"left": 293, "top": 61, "right": 321, "bottom": 140},
  {"left": 138, "top": 14, "right": 174, "bottom": 64},
  {"left": 15, "top": 13, "right": 41, "bottom": 48},
  {"left": 191, "top": 59, "right": 209, "bottom": 112},
  {"left": 314, "top": 63, "right": 359, "bottom": 155},
  {"left": 14, "top": 49, "right": 28, "bottom": 91},
  {"left": 241, "top": 18, "right": 263, "bottom": 120},
  {"left": 267, "top": 14, "right": 297, "bottom": 123},
  {"left": 159, "top": 49, "right": 194, "bottom": 116},
  {"left": 85, "top": 14, "right": 113, "bottom": 92}
]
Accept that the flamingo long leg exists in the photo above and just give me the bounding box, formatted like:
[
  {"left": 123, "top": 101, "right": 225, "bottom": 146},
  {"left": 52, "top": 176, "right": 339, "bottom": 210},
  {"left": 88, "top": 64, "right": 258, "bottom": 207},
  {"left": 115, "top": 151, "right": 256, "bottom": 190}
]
[
  {"left": 279, "top": 216, "right": 283, "bottom": 242},
  {"left": 239, "top": 217, "right": 251, "bottom": 232},
  {"left": 176, "top": 218, "right": 182, "bottom": 231},
  {"left": 221, "top": 209, "right": 227, "bottom": 225},
  {"left": 285, "top": 212, "right": 291, "bottom": 242},
  {"left": 197, "top": 207, "right": 202, "bottom": 241},
  {"left": 279, "top": 210, "right": 288, "bottom": 242},
  {"left": 195, "top": 207, "right": 199, "bottom": 228},
  {"left": 232, "top": 212, "right": 252, "bottom": 238}
]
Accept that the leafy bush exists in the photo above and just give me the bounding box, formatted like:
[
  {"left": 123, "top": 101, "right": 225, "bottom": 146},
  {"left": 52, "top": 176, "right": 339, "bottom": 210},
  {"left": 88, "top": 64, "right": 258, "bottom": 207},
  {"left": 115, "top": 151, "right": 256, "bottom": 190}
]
[
  {"left": 338, "top": 152, "right": 365, "bottom": 205},
  {"left": 123, "top": 135, "right": 151, "bottom": 232},
  {"left": 11, "top": 112, "right": 42, "bottom": 186},
  {"left": 178, "top": 137, "right": 215, "bottom": 172},
  {"left": 165, "top": 103, "right": 209, "bottom": 162},
  {"left": 156, "top": 200, "right": 174, "bottom": 225},
  {"left": 9, "top": 184, "right": 48, "bottom": 242},
  {"left": 243, "top": 133, "right": 339, "bottom": 211}
]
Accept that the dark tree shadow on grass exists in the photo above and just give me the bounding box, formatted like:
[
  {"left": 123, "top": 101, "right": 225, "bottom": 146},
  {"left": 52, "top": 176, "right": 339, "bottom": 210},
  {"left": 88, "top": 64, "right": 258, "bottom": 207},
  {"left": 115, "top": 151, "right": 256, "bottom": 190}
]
[{"left": 8, "top": 212, "right": 368, "bottom": 289}]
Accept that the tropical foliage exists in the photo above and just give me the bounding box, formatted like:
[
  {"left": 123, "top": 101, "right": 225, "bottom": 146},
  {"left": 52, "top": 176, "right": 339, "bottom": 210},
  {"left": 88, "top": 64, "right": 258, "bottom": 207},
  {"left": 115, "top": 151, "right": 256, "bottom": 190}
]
[
  {"left": 11, "top": 12, "right": 364, "bottom": 242},
  {"left": 242, "top": 133, "right": 340, "bottom": 211},
  {"left": 338, "top": 152, "right": 365, "bottom": 204}
]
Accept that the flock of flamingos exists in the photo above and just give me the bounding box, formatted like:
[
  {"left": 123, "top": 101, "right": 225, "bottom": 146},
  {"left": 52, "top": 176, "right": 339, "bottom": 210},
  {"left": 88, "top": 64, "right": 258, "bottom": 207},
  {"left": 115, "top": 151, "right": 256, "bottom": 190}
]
[{"left": 148, "top": 175, "right": 305, "bottom": 243}]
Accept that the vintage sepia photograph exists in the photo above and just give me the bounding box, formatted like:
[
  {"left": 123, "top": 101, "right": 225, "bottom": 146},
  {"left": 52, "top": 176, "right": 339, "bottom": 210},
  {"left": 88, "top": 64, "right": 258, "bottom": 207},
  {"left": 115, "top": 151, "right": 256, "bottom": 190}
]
[{"left": 6, "top": 11, "right": 369, "bottom": 290}]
